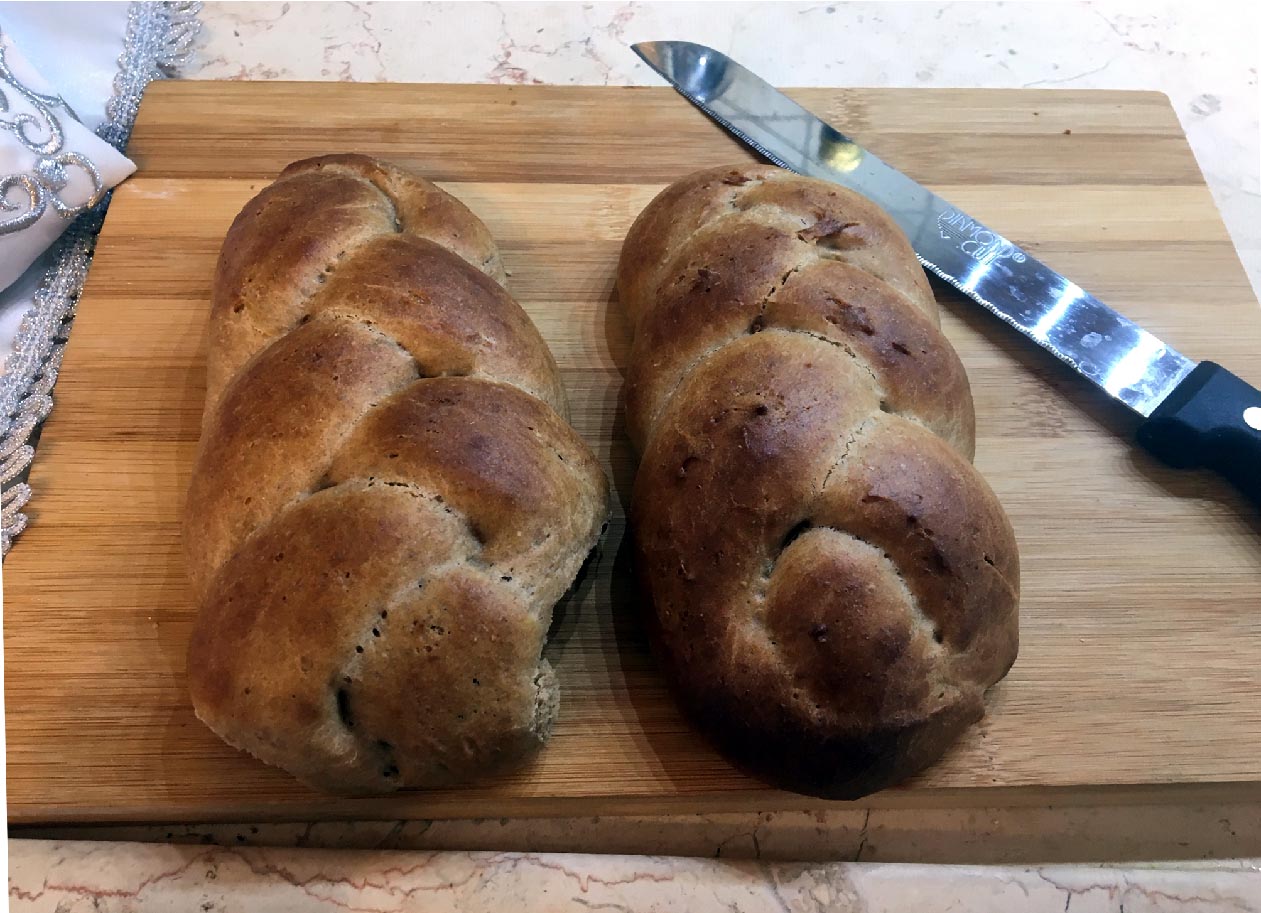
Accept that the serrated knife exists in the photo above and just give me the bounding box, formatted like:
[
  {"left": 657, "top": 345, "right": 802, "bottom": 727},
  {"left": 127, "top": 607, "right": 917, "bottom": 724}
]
[{"left": 633, "top": 40, "right": 1261, "bottom": 505}]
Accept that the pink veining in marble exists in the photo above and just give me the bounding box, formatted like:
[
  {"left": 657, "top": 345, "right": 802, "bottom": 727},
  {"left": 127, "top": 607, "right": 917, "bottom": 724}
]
[{"left": 8, "top": 840, "right": 1261, "bottom": 912}]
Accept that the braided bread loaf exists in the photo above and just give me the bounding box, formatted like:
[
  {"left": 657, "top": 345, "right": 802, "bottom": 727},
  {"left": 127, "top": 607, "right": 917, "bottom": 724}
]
[
  {"left": 184, "top": 155, "right": 609, "bottom": 794},
  {"left": 618, "top": 164, "right": 1019, "bottom": 798}
]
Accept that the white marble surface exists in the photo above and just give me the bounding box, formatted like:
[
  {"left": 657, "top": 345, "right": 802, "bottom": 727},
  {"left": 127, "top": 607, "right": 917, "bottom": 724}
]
[
  {"left": 191, "top": 0, "right": 1261, "bottom": 296},
  {"left": 9, "top": 841, "right": 1261, "bottom": 912}
]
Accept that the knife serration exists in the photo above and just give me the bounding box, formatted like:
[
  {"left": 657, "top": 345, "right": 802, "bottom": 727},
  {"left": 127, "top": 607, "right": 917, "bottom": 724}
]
[{"left": 633, "top": 40, "right": 1196, "bottom": 418}]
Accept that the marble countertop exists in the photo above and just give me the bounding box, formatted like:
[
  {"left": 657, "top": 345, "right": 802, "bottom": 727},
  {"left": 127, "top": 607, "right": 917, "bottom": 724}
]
[
  {"left": 9, "top": 841, "right": 1261, "bottom": 912},
  {"left": 8, "top": 1, "right": 1261, "bottom": 906}
]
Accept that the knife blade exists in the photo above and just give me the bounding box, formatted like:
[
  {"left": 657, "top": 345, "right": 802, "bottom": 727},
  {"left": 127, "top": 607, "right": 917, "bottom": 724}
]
[{"left": 634, "top": 40, "right": 1261, "bottom": 505}]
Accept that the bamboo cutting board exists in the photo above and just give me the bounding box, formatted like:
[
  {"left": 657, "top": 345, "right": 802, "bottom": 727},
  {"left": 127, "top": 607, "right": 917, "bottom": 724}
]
[{"left": 5, "top": 82, "right": 1261, "bottom": 825}]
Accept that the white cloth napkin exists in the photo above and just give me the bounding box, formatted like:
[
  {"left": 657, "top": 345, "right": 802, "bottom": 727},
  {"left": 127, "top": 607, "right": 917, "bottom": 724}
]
[
  {"left": 0, "top": 25, "right": 135, "bottom": 292},
  {"left": 0, "top": 2, "right": 133, "bottom": 133},
  {"left": 0, "top": 3, "right": 134, "bottom": 372}
]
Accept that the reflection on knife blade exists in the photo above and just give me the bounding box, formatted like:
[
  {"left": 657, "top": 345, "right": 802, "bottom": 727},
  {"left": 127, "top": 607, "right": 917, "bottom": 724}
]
[{"left": 632, "top": 39, "right": 1194, "bottom": 419}]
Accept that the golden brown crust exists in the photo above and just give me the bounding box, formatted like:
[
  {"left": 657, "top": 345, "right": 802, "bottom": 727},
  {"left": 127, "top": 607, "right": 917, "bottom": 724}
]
[
  {"left": 206, "top": 155, "right": 532, "bottom": 415},
  {"left": 618, "top": 164, "right": 1019, "bottom": 798},
  {"left": 185, "top": 154, "right": 609, "bottom": 794}
]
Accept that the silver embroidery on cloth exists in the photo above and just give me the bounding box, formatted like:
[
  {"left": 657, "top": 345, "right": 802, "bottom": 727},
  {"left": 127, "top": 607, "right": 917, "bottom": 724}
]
[
  {"left": 0, "top": 30, "right": 106, "bottom": 235},
  {"left": 0, "top": 1, "right": 202, "bottom": 555}
]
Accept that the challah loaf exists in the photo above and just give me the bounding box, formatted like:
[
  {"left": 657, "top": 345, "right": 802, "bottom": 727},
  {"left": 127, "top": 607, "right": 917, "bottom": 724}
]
[
  {"left": 184, "top": 154, "right": 609, "bottom": 794},
  {"left": 617, "top": 164, "right": 1019, "bottom": 798}
]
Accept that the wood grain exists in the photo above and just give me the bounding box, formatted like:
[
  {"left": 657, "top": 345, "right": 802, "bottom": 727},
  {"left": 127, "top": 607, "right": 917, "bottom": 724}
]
[{"left": 4, "top": 82, "right": 1261, "bottom": 825}]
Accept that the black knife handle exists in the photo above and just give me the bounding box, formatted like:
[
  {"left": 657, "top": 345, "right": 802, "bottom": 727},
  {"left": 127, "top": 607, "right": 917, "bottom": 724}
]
[{"left": 1136, "top": 361, "right": 1261, "bottom": 505}]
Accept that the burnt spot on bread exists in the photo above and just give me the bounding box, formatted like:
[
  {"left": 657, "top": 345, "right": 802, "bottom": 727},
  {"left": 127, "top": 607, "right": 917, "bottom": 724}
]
[
  {"left": 891, "top": 341, "right": 912, "bottom": 356},
  {"left": 722, "top": 171, "right": 752, "bottom": 186},
  {"left": 905, "top": 514, "right": 951, "bottom": 575},
  {"left": 691, "top": 267, "right": 718, "bottom": 293},
  {"left": 822, "top": 296, "right": 876, "bottom": 336},
  {"left": 335, "top": 688, "right": 354, "bottom": 729},
  {"left": 905, "top": 514, "right": 930, "bottom": 534},
  {"left": 780, "top": 520, "right": 812, "bottom": 552},
  {"left": 810, "top": 623, "right": 830, "bottom": 643},
  {"left": 678, "top": 455, "right": 700, "bottom": 479},
  {"left": 926, "top": 549, "right": 951, "bottom": 575},
  {"left": 748, "top": 315, "right": 767, "bottom": 334},
  {"left": 798, "top": 218, "right": 861, "bottom": 246}
]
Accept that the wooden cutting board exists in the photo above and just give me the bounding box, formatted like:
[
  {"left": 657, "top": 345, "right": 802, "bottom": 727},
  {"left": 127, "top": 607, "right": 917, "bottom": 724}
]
[{"left": 5, "top": 82, "right": 1261, "bottom": 825}]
